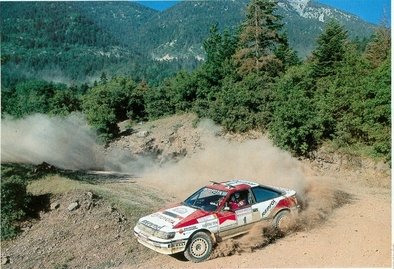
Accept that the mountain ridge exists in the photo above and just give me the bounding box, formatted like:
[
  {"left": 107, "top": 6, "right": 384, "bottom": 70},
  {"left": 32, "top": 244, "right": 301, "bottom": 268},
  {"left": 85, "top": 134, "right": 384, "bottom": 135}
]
[{"left": 1, "top": 0, "right": 375, "bottom": 86}]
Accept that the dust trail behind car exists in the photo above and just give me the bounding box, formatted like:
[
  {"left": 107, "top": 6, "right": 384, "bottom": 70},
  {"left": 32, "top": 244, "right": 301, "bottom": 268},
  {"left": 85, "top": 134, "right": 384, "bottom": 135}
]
[
  {"left": 141, "top": 120, "right": 352, "bottom": 257},
  {"left": 2, "top": 113, "right": 351, "bottom": 257},
  {"left": 1, "top": 113, "right": 155, "bottom": 173},
  {"left": 142, "top": 121, "right": 307, "bottom": 200}
]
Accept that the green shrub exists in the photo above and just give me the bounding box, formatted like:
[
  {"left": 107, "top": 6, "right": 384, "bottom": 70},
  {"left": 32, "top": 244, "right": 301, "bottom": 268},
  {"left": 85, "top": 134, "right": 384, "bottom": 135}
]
[
  {"left": 82, "top": 76, "right": 146, "bottom": 142},
  {"left": 1, "top": 176, "right": 30, "bottom": 240}
]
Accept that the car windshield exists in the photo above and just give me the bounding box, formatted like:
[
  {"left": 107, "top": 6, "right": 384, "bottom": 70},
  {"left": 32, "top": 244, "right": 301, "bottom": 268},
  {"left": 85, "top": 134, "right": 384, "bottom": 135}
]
[{"left": 183, "top": 187, "right": 227, "bottom": 212}]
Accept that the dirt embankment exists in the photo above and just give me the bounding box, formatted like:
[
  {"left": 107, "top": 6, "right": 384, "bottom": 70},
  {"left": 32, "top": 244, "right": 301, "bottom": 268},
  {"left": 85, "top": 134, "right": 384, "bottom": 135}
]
[
  {"left": 1, "top": 114, "right": 391, "bottom": 269},
  {"left": 1, "top": 184, "right": 169, "bottom": 269}
]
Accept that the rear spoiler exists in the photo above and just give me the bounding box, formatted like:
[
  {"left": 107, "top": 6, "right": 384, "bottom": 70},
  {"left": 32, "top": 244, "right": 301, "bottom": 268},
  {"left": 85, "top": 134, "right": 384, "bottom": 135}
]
[{"left": 209, "top": 180, "right": 235, "bottom": 189}]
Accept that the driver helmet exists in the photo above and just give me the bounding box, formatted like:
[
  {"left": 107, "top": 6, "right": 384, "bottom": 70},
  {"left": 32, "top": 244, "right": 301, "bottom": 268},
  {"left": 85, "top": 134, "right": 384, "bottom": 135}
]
[{"left": 234, "top": 192, "right": 240, "bottom": 200}]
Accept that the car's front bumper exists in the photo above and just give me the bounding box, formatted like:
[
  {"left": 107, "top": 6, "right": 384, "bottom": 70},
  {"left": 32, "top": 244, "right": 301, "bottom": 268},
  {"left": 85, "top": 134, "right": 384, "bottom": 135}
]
[{"left": 133, "top": 228, "right": 188, "bottom": 255}]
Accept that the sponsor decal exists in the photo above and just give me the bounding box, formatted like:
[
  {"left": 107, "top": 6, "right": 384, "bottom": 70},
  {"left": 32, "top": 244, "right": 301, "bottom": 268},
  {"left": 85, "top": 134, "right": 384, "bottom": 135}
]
[
  {"left": 202, "top": 220, "right": 218, "bottom": 228},
  {"left": 235, "top": 207, "right": 252, "bottom": 216},
  {"left": 178, "top": 225, "right": 198, "bottom": 234},
  {"left": 183, "top": 225, "right": 198, "bottom": 232},
  {"left": 141, "top": 219, "right": 164, "bottom": 231},
  {"left": 151, "top": 213, "right": 176, "bottom": 224},
  {"left": 153, "top": 242, "right": 164, "bottom": 247},
  {"left": 210, "top": 189, "right": 227, "bottom": 196},
  {"left": 172, "top": 207, "right": 188, "bottom": 215},
  {"left": 197, "top": 215, "right": 216, "bottom": 223},
  {"left": 262, "top": 200, "right": 277, "bottom": 217},
  {"left": 162, "top": 211, "right": 181, "bottom": 219}
]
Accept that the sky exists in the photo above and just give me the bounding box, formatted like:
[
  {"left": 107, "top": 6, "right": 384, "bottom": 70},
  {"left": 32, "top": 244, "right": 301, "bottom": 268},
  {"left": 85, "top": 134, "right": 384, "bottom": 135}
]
[
  {"left": 136, "top": 0, "right": 179, "bottom": 11},
  {"left": 317, "top": 0, "right": 390, "bottom": 24},
  {"left": 135, "top": 0, "right": 391, "bottom": 25}
]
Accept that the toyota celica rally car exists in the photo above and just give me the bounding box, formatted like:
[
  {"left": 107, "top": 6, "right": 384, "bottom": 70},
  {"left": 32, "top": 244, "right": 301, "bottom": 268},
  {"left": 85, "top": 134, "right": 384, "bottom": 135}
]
[{"left": 133, "top": 179, "right": 299, "bottom": 262}]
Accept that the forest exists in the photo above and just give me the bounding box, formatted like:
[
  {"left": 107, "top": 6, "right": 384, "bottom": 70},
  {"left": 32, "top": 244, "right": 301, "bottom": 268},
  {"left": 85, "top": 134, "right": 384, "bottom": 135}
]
[{"left": 1, "top": 0, "right": 390, "bottom": 161}]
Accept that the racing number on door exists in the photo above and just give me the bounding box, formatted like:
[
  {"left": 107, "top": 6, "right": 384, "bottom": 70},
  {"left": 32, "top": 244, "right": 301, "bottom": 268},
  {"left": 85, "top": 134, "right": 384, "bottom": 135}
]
[{"left": 236, "top": 207, "right": 253, "bottom": 226}]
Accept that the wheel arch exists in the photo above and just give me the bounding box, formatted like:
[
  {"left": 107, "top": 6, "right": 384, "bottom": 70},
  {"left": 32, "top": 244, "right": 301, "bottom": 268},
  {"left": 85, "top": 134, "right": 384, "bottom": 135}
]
[
  {"left": 274, "top": 208, "right": 290, "bottom": 218},
  {"left": 187, "top": 229, "right": 216, "bottom": 245}
]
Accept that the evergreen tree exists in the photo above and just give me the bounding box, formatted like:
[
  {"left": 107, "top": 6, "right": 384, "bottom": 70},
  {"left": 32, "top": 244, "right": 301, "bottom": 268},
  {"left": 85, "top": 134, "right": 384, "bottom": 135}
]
[
  {"left": 100, "top": 71, "right": 108, "bottom": 84},
  {"left": 311, "top": 20, "right": 348, "bottom": 78},
  {"left": 202, "top": 24, "right": 238, "bottom": 85},
  {"left": 234, "top": 0, "right": 286, "bottom": 76},
  {"left": 364, "top": 25, "right": 391, "bottom": 68},
  {"left": 274, "top": 34, "right": 300, "bottom": 69},
  {"left": 269, "top": 64, "right": 321, "bottom": 155}
]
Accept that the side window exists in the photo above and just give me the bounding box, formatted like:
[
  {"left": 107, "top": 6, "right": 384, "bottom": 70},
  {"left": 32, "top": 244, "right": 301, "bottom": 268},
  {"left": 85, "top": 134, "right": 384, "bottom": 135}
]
[
  {"left": 227, "top": 191, "right": 250, "bottom": 211},
  {"left": 251, "top": 187, "right": 281, "bottom": 203}
]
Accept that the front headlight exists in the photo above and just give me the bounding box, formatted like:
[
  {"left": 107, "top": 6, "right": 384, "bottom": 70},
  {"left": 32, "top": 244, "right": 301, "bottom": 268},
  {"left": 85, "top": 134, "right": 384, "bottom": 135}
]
[{"left": 155, "top": 230, "right": 176, "bottom": 240}]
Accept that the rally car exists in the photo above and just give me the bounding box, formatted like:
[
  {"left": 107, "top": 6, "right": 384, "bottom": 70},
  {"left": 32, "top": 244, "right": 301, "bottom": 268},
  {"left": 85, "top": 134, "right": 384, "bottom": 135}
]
[{"left": 133, "top": 179, "right": 299, "bottom": 262}]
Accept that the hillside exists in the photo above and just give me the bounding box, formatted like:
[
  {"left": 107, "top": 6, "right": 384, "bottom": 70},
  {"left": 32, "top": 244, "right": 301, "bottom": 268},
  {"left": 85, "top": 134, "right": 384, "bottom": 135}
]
[
  {"left": 147, "top": 0, "right": 375, "bottom": 60},
  {"left": 278, "top": 0, "right": 375, "bottom": 57},
  {"left": 1, "top": 0, "right": 375, "bottom": 87}
]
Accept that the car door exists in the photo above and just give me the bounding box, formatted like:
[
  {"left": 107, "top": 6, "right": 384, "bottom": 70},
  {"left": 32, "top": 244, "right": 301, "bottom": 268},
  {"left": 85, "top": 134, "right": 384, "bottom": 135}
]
[
  {"left": 216, "top": 209, "right": 237, "bottom": 233},
  {"left": 217, "top": 190, "right": 254, "bottom": 238},
  {"left": 234, "top": 190, "right": 255, "bottom": 226}
]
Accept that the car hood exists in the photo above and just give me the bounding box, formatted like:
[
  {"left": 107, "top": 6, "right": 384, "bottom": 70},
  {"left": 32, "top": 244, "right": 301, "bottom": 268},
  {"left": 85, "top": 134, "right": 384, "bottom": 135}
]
[{"left": 139, "top": 204, "right": 211, "bottom": 231}]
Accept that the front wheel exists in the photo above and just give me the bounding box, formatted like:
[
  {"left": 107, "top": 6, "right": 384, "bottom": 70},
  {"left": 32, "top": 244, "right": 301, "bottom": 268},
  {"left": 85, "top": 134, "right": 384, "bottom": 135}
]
[{"left": 184, "top": 231, "right": 213, "bottom": 263}]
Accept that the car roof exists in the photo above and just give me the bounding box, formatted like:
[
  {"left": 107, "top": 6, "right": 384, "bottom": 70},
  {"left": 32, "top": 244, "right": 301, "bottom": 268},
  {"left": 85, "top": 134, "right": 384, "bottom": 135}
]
[{"left": 207, "top": 179, "right": 259, "bottom": 192}]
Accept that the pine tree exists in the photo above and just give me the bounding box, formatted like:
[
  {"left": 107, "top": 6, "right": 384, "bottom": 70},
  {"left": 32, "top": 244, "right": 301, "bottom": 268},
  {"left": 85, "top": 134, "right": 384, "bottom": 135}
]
[
  {"left": 202, "top": 24, "right": 238, "bottom": 84},
  {"left": 234, "top": 0, "right": 286, "bottom": 76},
  {"left": 364, "top": 25, "right": 391, "bottom": 68},
  {"left": 311, "top": 20, "right": 348, "bottom": 78}
]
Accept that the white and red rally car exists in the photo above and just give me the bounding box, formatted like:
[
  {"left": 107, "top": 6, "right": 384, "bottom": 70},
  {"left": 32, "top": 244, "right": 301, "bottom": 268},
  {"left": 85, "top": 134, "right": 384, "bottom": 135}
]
[{"left": 133, "top": 179, "right": 299, "bottom": 262}]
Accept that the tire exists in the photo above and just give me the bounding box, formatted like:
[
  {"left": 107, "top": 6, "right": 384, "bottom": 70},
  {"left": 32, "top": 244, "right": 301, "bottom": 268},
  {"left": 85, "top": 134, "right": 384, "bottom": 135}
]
[
  {"left": 274, "top": 210, "right": 292, "bottom": 233},
  {"left": 184, "top": 231, "right": 213, "bottom": 263}
]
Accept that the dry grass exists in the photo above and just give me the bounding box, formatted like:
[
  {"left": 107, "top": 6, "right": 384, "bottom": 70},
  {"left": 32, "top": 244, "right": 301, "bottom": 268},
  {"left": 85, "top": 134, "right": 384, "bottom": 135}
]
[
  {"left": 27, "top": 175, "right": 171, "bottom": 217},
  {"left": 28, "top": 175, "right": 88, "bottom": 195}
]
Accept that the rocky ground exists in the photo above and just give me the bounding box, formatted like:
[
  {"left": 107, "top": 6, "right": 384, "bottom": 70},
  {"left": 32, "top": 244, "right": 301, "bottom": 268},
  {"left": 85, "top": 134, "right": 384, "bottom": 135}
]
[
  {"left": 1, "top": 113, "right": 391, "bottom": 269},
  {"left": 1, "top": 188, "right": 166, "bottom": 269}
]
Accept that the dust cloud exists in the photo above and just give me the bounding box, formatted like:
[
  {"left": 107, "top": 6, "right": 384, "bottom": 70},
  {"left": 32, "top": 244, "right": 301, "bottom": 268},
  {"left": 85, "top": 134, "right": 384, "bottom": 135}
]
[
  {"left": 143, "top": 120, "right": 306, "bottom": 199},
  {"left": 141, "top": 119, "right": 350, "bottom": 257},
  {"left": 2, "top": 113, "right": 99, "bottom": 169},
  {"left": 1, "top": 113, "right": 153, "bottom": 172}
]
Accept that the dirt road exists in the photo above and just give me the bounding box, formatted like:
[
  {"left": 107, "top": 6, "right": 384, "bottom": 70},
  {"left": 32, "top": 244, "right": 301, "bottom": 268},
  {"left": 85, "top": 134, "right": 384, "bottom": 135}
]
[{"left": 127, "top": 178, "right": 392, "bottom": 268}]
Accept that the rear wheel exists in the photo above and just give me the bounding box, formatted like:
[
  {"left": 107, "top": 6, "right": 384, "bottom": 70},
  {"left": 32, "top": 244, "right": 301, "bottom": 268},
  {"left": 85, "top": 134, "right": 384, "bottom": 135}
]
[
  {"left": 274, "top": 210, "right": 292, "bottom": 233},
  {"left": 184, "top": 231, "right": 213, "bottom": 263}
]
